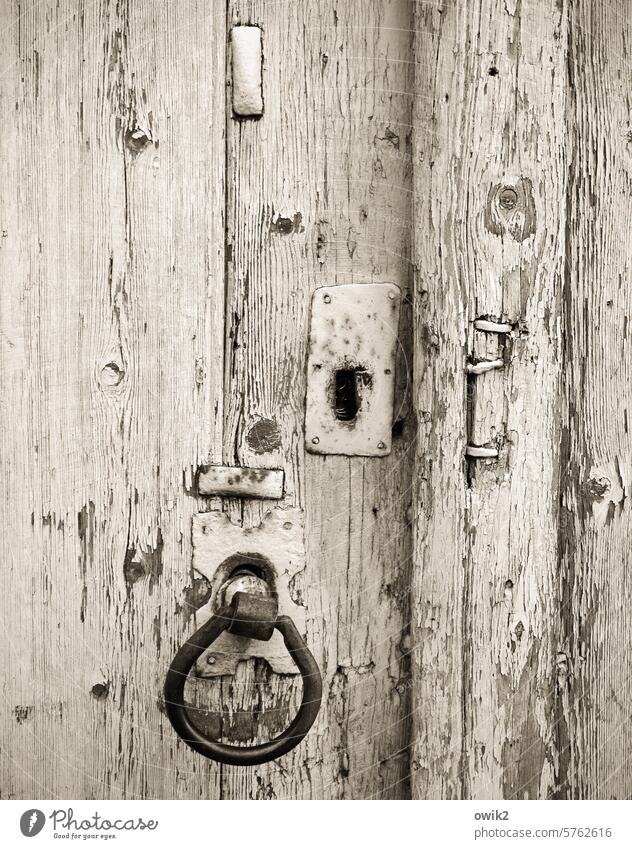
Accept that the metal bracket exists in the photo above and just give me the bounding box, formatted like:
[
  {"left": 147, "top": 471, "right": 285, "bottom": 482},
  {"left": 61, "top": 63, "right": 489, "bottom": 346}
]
[
  {"left": 304, "top": 283, "right": 401, "bottom": 456},
  {"left": 231, "top": 26, "right": 263, "bottom": 117},
  {"left": 465, "top": 445, "right": 499, "bottom": 459},
  {"left": 474, "top": 318, "right": 512, "bottom": 334},
  {"left": 466, "top": 317, "right": 510, "bottom": 461},
  {"left": 197, "top": 465, "right": 284, "bottom": 499},
  {"left": 191, "top": 507, "right": 306, "bottom": 675}
]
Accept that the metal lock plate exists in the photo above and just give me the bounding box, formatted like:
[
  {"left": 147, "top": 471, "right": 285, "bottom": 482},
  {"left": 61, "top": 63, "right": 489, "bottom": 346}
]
[
  {"left": 191, "top": 507, "right": 306, "bottom": 676},
  {"left": 305, "top": 283, "right": 402, "bottom": 456}
]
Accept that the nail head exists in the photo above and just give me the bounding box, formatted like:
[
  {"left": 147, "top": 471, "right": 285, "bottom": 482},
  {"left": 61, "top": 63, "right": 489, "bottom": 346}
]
[{"left": 498, "top": 186, "right": 518, "bottom": 211}]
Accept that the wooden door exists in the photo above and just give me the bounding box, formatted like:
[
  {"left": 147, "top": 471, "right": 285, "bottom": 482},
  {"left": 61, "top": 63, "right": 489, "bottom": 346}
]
[
  {"left": 0, "top": 0, "right": 413, "bottom": 799},
  {"left": 1, "top": 0, "right": 631, "bottom": 802},
  {"left": 410, "top": 0, "right": 632, "bottom": 800}
]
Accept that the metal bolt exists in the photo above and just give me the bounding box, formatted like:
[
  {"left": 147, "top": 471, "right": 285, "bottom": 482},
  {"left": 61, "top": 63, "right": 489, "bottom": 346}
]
[
  {"left": 498, "top": 186, "right": 518, "bottom": 210},
  {"left": 312, "top": 436, "right": 320, "bottom": 444},
  {"left": 377, "top": 441, "right": 386, "bottom": 449},
  {"left": 207, "top": 655, "right": 216, "bottom": 665},
  {"left": 219, "top": 570, "right": 271, "bottom": 609},
  {"left": 323, "top": 294, "right": 331, "bottom": 304},
  {"left": 388, "top": 291, "right": 396, "bottom": 300}
]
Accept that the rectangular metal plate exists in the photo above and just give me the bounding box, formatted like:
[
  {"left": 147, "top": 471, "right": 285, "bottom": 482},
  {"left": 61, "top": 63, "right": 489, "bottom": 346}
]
[
  {"left": 231, "top": 26, "right": 263, "bottom": 117},
  {"left": 305, "top": 283, "right": 401, "bottom": 456},
  {"left": 197, "top": 465, "right": 284, "bottom": 499}
]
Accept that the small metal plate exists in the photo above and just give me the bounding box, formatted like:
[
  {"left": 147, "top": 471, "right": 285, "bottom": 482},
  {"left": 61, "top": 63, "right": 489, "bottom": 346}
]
[
  {"left": 231, "top": 26, "right": 263, "bottom": 117},
  {"left": 192, "top": 507, "right": 306, "bottom": 676},
  {"left": 197, "top": 465, "right": 284, "bottom": 499},
  {"left": 305, "top": 283, "right": 401, "bottom": 456}
]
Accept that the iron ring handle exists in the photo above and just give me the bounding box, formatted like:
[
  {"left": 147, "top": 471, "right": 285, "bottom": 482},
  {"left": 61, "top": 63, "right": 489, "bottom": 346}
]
[{"left": 164, "top": 598, "right": 322, "bottom": 766}]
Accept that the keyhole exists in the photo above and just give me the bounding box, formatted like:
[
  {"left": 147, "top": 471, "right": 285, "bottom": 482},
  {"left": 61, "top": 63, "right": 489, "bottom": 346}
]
[{"left": 334, "top": 369, "right": 360, "bottom": 421}]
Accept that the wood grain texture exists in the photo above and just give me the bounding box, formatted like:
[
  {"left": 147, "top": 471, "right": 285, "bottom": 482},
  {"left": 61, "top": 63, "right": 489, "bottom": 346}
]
[
  {"left": 559, "top": 0, "right": 632, "bottom": 799},
  {"left": 210, "top": 0, "right": 414, "bottom": 799},
  {"left": 411, "top": 0, "right": 567, "bottom": 798},
  {"left": 0, "top": 0, "right": 413, "bottom": 801},
  {"left": 410, "top": 0, "right": 468, "bottom": 798},
  {"left": 6, "top": 0, "right": 632, "bottom": 803},
  {"left": 0, "top": 0, "right": 226, "bottom": 798}
]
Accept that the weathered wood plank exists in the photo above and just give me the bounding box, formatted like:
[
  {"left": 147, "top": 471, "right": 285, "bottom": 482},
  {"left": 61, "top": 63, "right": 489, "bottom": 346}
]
[
  {"left": 0, "top": 0, "right": 226, "bottom": 798},
  {"left": 212, "top": 0, "right": 414, "bottom": 799},
  {"left": 411, "top": 0, "right": 567, "bottom": 798},
  {"left": 559, "top": 0, "right": 632, "bottom": 799},
  {"left": 463, "top": 0, "right": 567, "bottom": 801},
  {"left": 410, "top": 0, "right": 468, "bottom": 798}
]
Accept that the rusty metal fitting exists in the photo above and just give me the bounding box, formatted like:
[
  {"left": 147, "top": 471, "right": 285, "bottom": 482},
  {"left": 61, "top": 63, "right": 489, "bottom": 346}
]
[{"left": 465, "top": 358, "right": 504, "bottom": 375}]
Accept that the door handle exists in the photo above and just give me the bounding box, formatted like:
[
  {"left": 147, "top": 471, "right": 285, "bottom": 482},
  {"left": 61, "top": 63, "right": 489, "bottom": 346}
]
[{"left": 164, "top": 588, "right": 322, "bottom": 766}]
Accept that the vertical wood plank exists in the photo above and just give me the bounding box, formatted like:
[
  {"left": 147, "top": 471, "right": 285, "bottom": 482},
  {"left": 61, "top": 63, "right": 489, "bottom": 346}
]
[
  {"left": 410, "top": 0, "right": 468, "bottom": 799},
  {"left": 215, "top": 0, "right": 414, "bottom": 799},
  {"left": 411, "top": 0, "right": 567, "bottom": 798},
  {"left": 0, "top": 0, "right": 226, "bottom": 798},
  {"left": 560, "top": 0, "right": 632, "bottom": 799}
]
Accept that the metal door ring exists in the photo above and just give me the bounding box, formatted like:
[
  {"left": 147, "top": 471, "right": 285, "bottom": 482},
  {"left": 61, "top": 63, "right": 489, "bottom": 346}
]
[{"left": 163, "top": 591, "right": 322, "bottom": 766}]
